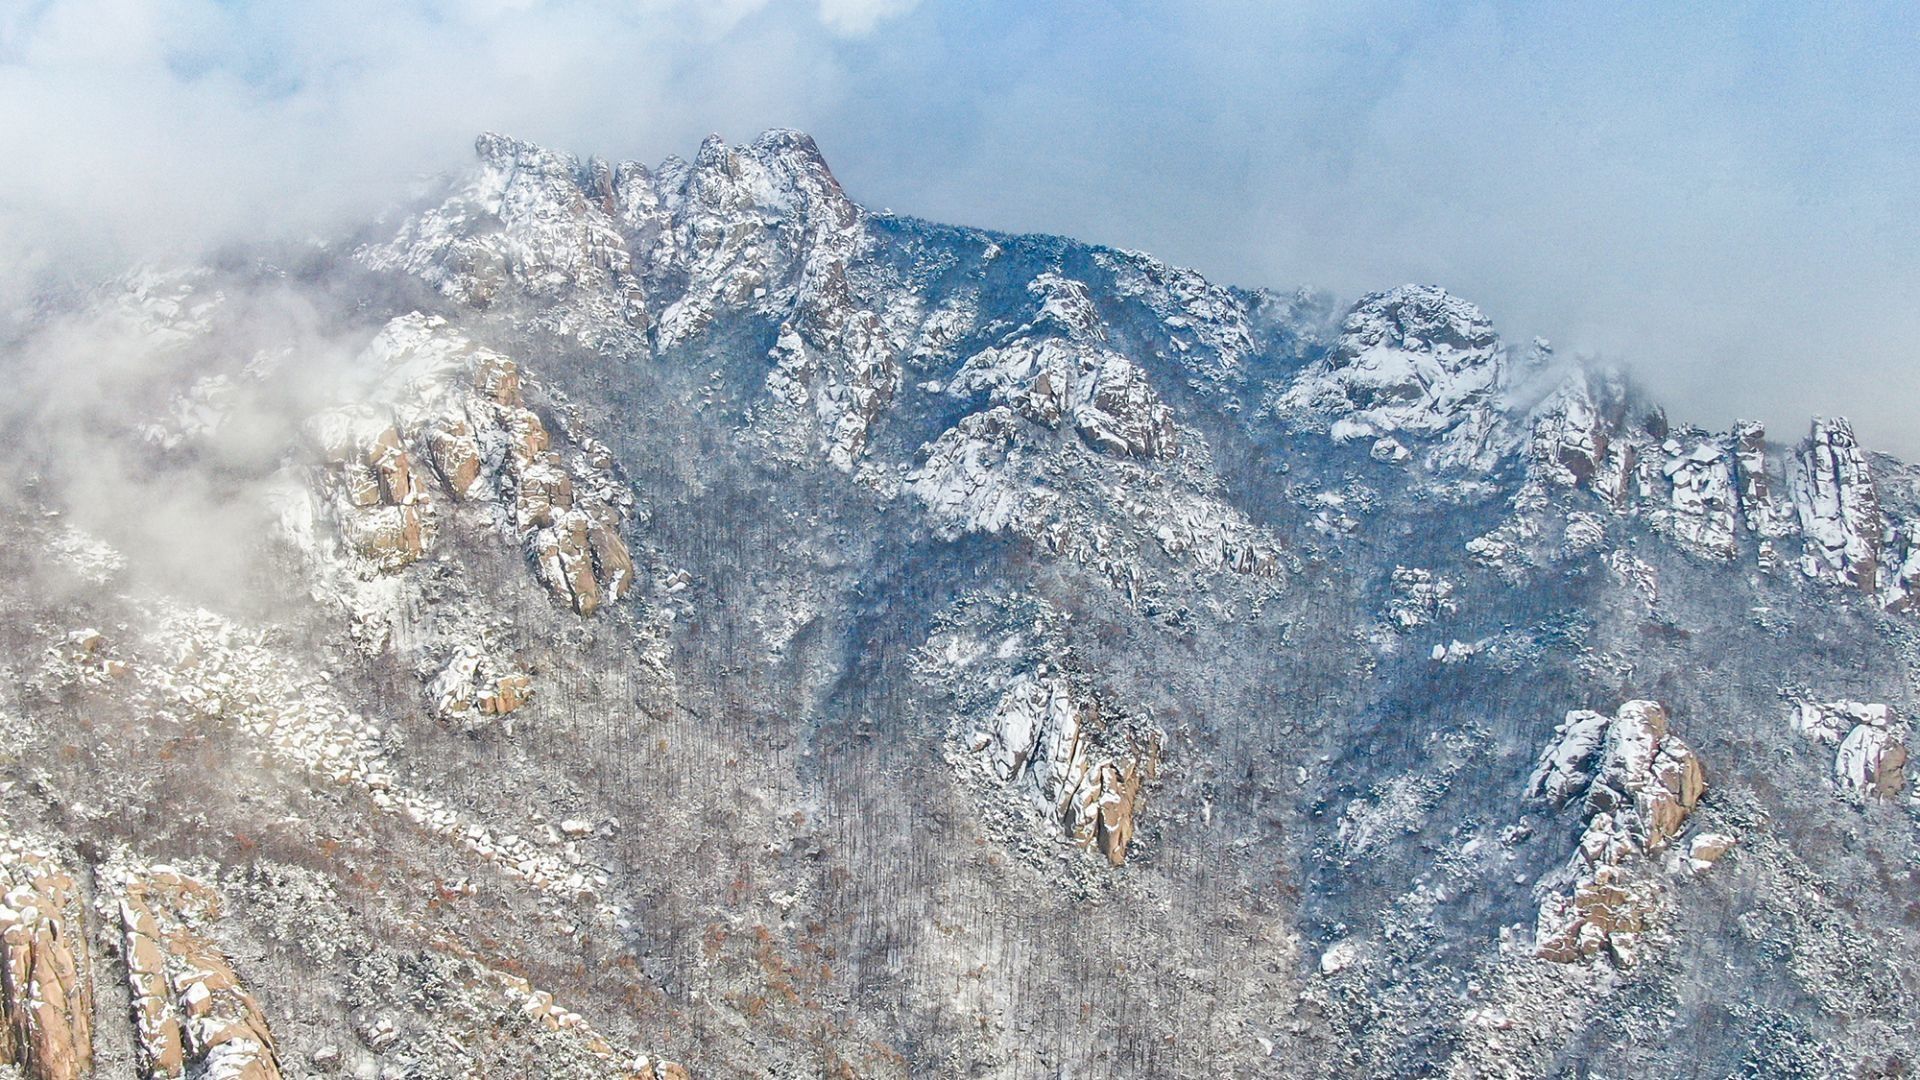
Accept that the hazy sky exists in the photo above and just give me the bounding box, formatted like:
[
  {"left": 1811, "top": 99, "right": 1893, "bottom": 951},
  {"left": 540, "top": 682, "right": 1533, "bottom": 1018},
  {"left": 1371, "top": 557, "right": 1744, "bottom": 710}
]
[{"left": 4, "top": 0, "right": 1917, "bottom": 452}]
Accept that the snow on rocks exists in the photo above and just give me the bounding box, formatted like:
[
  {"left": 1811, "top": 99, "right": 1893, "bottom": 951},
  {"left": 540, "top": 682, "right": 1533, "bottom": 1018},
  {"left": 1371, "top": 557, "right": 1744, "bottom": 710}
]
[
  {"left": 1733, "top": 420, "right": 1798, "bottom": 569},
  {"left": 1687, "top": 832, "right": 1734, "bottom": 873},
  {"left": 923, "top": 597, "right": 1163, "bottom": 866},
  {"left": 947, "top": 274, "right": 1177, "bottom": 459},
  {"left": 302, "top": 314, "right": 637, "bottom": 618},
  {"left": 360, "top": 133, "right": 645, "bottom": 339},
  {"left": 1526, "top": 700, "right": 1706, "bottom": 966},
  {"left": 1652, "top": 438, "right": 1739, "bottom": 559},
  {"left": 309, "top": 413, "right": 431, "bottom": 570},
  {"left": 1318, "top": 939, "right": 1364, "bottom": 975},
  {"left": 1521, "top": 360, "right": 1614, "bottom": 490},
  {"left": 907, "top": 407, "right": 1037, "bottom": 535},
  {"left": 109, "top": 866, "right": 282, "bottom": 1080},
  {"left": 0, "top": 839, "right": 95, "bottom": 1080},
  {"left": 1790, "top": 701, "right": 1907, "bottom": 799},
  {"left": 1386, "top": 567, "right": 1456, "bottom": 630},
  {"left": 427, "top": 644, "right": 533, "bottom": 728},
  {"left": 135, "top": 604, "right": 602, "bottom": 902},
  {"left": 1603, "top": 551, "right": 1659, "bottom": 605},
  {"left": 908, "top": 404, "right": 1282, "bottom": 602},
  {"left": 1789, "top": 418, "right": 1883, "bottom": 593},
  {"left": 1094, "top": 249, "right": 1257, "bottom": 383},
  {"left": 971, "top": 671, "right": 1161, "bottom": 866},
  {"left": 1273, "top": 284, "right": 1511, "bottom": 470},
  {"left": 496, "top": 971, "right": 689, "bottom": 1079}
]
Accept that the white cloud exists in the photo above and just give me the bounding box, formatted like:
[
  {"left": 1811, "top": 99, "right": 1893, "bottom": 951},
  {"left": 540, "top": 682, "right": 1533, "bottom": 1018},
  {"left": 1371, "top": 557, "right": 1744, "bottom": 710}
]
[{"left": 815, "top": 0, "right": 918, "bottom": 36}]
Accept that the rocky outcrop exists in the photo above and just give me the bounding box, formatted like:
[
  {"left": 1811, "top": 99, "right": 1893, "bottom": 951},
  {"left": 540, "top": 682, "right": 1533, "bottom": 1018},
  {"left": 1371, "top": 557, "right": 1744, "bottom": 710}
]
[
  {"left": 1386, "top": 567, "right": 1456, "bottom": 630},
  {"left": 361, "top": 133, "right": 644, "bottom": 328},
  {"left": 1527, "top": 700, "right": 1706, "bottom": 966},
  {"left": 907, "top": 408, "right": 1035, "bottom": 535},
  {"left": 428, "top": 644, "right": 534, "bottom": 725},
  {"left": 115, "top": 868, "right": 281, "bottom": 1080},
  {"left": 1790, "top": 418, "right": 1882, "bottom": 593},
  {"left": 967, "top": 670, "right": 1161, "bottom": 866},
  {"left": 948, "top": 274, "right": 1177, "bottom": 459},
  {"left": 1791, "top": 700, "right": 1907, "bottom": 798},
  {"left": 312, "top": 413, "right": 430, "bottom": 569},
  {"left": 924, "top": 598, "right": 1164, "bottom": 866},
  {"left": 313, "top": 314, "right": 637, "bottom": 617},
  {"left": 1274, "top": 284, "right": 1510, "bottom": 470},
  {"left": 468, "top": 352, "right": 635, "bottom": 615},
  {"left": 1653, "top": 439, "right": 1739, "bottom": 559},
  {"left": 0, "top": 842, "right": 94, "bottom": 1080}
]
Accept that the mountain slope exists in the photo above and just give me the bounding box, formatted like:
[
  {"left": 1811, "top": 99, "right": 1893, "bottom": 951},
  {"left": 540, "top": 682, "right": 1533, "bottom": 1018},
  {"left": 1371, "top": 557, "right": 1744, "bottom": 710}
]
[{"left": 0, "top": 129, "right": 1915, "bottom": 1078}]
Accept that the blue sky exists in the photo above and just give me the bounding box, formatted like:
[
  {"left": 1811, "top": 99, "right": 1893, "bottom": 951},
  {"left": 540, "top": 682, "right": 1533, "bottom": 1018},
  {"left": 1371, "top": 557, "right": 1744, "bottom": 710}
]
[{"left": 4, "top": 0, "right": 1918, "bottom": 452}]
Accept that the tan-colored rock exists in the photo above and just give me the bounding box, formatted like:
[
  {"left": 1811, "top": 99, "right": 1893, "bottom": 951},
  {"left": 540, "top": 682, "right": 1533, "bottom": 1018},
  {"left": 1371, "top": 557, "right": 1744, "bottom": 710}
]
[
  {"left": 1093, "top": 749, "right": 1158, "bottom": 866},
  {"left": 425, "top": 418, "right": 483, "bottom": 498},
  {"left": 0, "top": 844, "right": 94, "bottom": 1080},
  {"left": 1837, "top": 725, "right": 1907, "bottom": 798},
  {"left": 1688, "top": 832, "right": 1734, "bottom": 872},
  {"left": 1528, "top": 700, "right": 1706, "bottom": 967},
  {"left": 532, "top": 513, "right": 601, "bottom": 616},
  {"left": 351, "top": 505, "right": 425, "bottom": 567},
  {"left": 515, "top": 454, "right": 575, "bottom": 528},
  {"left": 474, "top": 354, "right": 523, "bottom": 406},
  {"left": 116, "top": 871, "right": 281, "bottom": 1080},
  {"left": 587, "top": 517, "right": 635, "bottom": 601},
  {"left": 505, "top": 407, "right": 551, "bottom": 466},
  {"left": 1794, "top": 701, "right": 1908, "bottom": 798},
  {"left": 478, "top": 673, "right": 533, "bottom": 715}
]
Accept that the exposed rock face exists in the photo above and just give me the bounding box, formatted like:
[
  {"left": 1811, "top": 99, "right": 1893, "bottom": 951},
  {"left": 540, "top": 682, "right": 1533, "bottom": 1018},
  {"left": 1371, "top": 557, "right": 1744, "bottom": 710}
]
[
  {"left": 906, "top": 407, "right": 1033, "bottom": 535},
  {"left": 948, "top": 274, "right": 1177, "bottom": 459},
  {"left": 30, "top": 125, "right": 1920, "bottom": 1077},
  {"left": 1792, "top": 701, "right": 1908, "bottom": 798},
  {"left": 1687, "top": 832, "right": 1734, "bottom": 873},
  {"left": 115, "top": 868, "right": 282, "bottom": 1080},
  {"left": 1835, "top": 725, "right": 1906, "bottom": 798},
  {"left": 1525, "top": 378, "right": 1608, "bottom": 488},
  {"left": 307, "top": 313, "right": 637, "bottom": 617},
  {"left": 428, "top": 644, "right": 534, "bottom": 725},
  {"left": 1790, "top": 418, "right": 1882, "bottom": 592},
  {"left": 923, "top": 596, "right": 1164, "bottom": 866},
  {"left": 1275, "top": 284, "right": 1510, "bottom": 469},
  {"left": 362, "top": 133, "right": 642, "bottom": 324},
  {"left": 1654, "top": 440, "right": 1739, "bottom": 559},
  {"left": 1527, "top": 701, "right": 1706, "bottom": 966},
  {"left": 312, "top": 414, "right": 430, "bottom": 569},
  {"left": 974, "top": 672, "right": 1162, "bottom": 865},
  {"left": 0, "top": 842, "right": 94, "bottom": 1080}
]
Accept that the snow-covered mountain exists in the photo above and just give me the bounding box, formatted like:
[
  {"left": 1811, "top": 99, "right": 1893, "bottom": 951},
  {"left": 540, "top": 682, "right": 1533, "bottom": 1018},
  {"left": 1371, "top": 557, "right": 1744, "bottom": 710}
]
[{"left": 1, "top": 129, "right": 1916, "bottom": 1078}]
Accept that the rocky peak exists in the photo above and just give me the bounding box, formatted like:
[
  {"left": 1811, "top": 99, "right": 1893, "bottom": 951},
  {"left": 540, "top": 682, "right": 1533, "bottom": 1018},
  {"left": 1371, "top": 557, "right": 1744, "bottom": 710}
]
[
  {"left": 1332, "top": 284, "right": 1499, "bottom": 365},
  {"left": 939, "top": 272, "right": 1175, "bottom": 459},
  {"left": 668, "top": 128, "right": 854, "bottom": 232},
  {"left": 1274, "top": 283, "right": 1511, "bottom": 469}
]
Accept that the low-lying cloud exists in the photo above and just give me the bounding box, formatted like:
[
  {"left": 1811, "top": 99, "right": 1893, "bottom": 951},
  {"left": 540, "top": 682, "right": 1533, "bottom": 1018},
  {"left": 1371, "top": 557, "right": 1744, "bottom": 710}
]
[{"left": 4, "top": 1, "right": 1916, "bottom": 454}]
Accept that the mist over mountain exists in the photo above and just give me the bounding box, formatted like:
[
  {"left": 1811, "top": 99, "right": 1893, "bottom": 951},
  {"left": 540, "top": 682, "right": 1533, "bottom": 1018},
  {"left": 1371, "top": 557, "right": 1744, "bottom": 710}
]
[{"left": 0, "top": 123, "right": 1914, "bottom": 1078}]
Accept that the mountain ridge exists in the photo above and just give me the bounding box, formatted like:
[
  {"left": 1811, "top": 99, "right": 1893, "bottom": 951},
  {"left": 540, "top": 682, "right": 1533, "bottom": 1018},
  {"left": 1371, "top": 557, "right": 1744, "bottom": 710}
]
[{"left": 0, "top": 125, "right": 1913, "bottom": 1077}]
